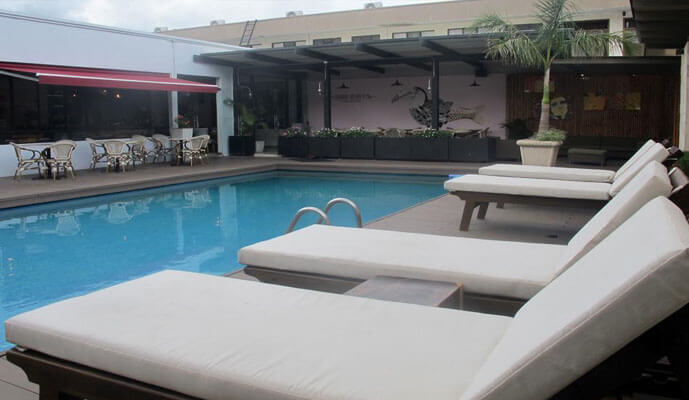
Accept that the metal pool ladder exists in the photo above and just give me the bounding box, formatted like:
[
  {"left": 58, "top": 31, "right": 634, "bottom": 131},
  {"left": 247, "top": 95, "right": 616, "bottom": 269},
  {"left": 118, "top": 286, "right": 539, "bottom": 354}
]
[{"left": 285, "top": 197, "right": 363, "bottom": 233}]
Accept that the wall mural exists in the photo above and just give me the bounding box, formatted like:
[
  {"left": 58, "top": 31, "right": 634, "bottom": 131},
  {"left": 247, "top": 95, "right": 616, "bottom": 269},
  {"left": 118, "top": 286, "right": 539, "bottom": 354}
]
[
  {"left": 532, "top": 96, "right": 570, "bottom": 120},
  {"left": 391, "top": 87, "right": 484, "bottom": 127}
]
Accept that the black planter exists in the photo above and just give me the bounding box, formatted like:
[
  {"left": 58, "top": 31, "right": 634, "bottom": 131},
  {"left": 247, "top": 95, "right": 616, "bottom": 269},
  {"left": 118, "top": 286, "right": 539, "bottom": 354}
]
[
  {"left": 375, "top": 137, "right": 412, "bottom": 160},
  {"left": 340, "top": 137, "right": 375, "bottom": 159},
  {"left": 308, "top": 137, "right": 340, "bottom": 158},
  {"left": 228, "top": 135, "right": 256, "bottom": 156},
  {"left": 278, "top": 136, "right": 309, "bottom": 158},
  {"left": 409, "top": 137, "right": 449, "bottom": 161},
  {"left": 496, "top": 139, "right": 521, "bottom": 161},
  {"left": 449, "top": 137, "right": 497, "bottom": 162}
]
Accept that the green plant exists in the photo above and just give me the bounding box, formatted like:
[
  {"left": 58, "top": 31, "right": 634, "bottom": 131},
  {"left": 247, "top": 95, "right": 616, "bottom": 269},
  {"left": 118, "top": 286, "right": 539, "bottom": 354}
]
[
  {"left": 283, "top": 127, "right": 305, "bottom": 137},
  {"left": 226, "top": 99, "right": 258, "bottom": 136},
  {"left": 473, "top": 0, "right": 636, "bottom": 134},
  {"left": 501, "top": 119, "right": 532, "bottom": 140},
  {"left": 340, "top": 127, "right": 373, "bottom": 137},
  {"left": 174, "top": 114, "right": 192, "bottom": 128},
  {"left": 678, "top": 153, "right": 689, "bottom": 176},
  {"left": 534, "top": 128, "right": 566, "bottom": 142},
  {"left": 415, "top": 128, "right": 453, "bottom": 139},
  {"left": 314, "top": 128, "right": 338, "bottom": 137}
]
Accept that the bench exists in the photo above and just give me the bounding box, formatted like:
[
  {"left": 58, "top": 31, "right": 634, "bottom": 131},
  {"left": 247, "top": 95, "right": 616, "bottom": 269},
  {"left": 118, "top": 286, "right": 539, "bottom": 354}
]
[{"left": 568, "top": 147, "right": 607, "bottom": 166}]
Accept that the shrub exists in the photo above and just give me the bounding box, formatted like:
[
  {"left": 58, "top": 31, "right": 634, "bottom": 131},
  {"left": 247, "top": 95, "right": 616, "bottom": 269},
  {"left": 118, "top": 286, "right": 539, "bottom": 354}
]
[
  {"left": 534, "top": 128, "right": 566, "bottom": 142},
  {"left": 314, "top": 128, "right": 338, "bottom": 137},
  {"left": 282, "top": 127, "right": 305, "bottom": 137},
  {"left": 340, "top": 127, "right": 373, "bottom": 137},
  {"left": 415, "top": 128, "right": 453, "bottom": 139}
]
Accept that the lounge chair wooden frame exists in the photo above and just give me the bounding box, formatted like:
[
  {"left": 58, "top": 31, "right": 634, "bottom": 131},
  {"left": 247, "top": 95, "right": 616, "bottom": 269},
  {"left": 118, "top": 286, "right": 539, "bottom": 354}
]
[
  {"left": 8, "top": 303, "right": 689, "bottom": 400},
  {"left": 450, "top": 190, "right": 606, "bottom": 231}
]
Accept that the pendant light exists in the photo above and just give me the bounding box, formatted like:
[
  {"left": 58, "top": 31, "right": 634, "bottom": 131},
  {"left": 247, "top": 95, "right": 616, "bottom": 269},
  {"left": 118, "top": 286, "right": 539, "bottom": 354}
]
[
  {"left": 391, "top": 79, "right": 403, "bottom": 87},
  {"left": 338, "top": 83, "right": 349, "bottom": 89},
  {"left": 469, "top": 80, "right": 480, "bottom": 87}
]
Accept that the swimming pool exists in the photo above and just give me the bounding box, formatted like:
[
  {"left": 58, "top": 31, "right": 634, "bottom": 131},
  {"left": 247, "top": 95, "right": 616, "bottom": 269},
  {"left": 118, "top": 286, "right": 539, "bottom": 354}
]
[{"left": 0, "top": 171, "right": 445, "bottom": 350}]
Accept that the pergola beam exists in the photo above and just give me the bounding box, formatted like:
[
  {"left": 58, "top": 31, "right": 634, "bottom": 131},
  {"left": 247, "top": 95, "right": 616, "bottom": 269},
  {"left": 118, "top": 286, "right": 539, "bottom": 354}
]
[
  {"left": 244, "top": 51, "right": 341, "bottom": 75},
  {"left": 420, "top": 39, "right": 484, "bottom": 69},
  {"left": 355, "top": 43, "right": 432, "bottom": 72},
  {"left": 295, "top": 48, "right": 386, "bottom": 74}
]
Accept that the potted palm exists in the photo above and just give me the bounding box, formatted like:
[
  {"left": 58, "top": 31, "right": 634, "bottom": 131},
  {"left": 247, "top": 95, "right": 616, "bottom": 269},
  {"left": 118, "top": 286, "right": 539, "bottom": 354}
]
[
  {"left": 227, "top": 100, "right": 257, "bottom": 156},
  {"left": 474, "top": 0, "right": 635, "bottom": 166},
  {"left": 518, "top": 129, "right": 566, "bottom": 166}
]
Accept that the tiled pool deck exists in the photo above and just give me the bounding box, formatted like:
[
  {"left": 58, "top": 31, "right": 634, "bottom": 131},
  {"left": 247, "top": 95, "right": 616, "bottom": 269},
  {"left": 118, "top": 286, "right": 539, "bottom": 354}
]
[{"left": 0, "top": 155, "right": 629, "bottom": 398}]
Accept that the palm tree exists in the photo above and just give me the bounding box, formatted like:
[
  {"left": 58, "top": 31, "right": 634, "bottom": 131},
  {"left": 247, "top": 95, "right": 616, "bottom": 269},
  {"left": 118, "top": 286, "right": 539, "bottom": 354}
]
[{"left": 473, "top": 0, "right": 636, "bottom": 134}]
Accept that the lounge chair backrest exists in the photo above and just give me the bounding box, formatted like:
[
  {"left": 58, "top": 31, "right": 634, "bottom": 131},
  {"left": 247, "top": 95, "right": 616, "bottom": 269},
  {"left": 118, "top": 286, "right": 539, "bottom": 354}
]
[
  {"left": 613, "top": 139, "right": 655, "bottom": 180},
  {"left": 609, "top": 143, "right": 668, "bottom": 195},
  {"left": 461, "top": 197, "right": 689, "bottom": 400},
  {"left": 555, "top": 161, "right": 671, "bottom": 276}
]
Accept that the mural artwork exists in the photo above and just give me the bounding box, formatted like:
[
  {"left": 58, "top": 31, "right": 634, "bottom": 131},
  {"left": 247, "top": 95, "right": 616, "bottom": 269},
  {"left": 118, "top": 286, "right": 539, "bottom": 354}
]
[{"left": 391, "top": 87, "right": 484, "bottom": 127}]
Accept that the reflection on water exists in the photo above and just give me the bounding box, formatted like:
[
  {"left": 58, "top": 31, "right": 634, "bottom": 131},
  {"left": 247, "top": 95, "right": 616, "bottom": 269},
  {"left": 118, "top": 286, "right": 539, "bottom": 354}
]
[{"left": 0, "top": 171, "right": 445, "bottom": 350}]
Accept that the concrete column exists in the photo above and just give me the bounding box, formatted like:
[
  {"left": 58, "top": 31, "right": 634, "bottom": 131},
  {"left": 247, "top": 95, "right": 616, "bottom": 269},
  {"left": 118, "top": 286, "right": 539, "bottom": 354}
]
[
  {"left": 215, "top": 71, "right": 234, "bottom": 155},
  {"left": 680, "top": 41, "right": 689, "bottom": 150},
  {"left": 609, "top": 13, "right": 625, "bottom": 56},
  {"left": 168, "top": 72, "right": 179, "bottom": 132}
]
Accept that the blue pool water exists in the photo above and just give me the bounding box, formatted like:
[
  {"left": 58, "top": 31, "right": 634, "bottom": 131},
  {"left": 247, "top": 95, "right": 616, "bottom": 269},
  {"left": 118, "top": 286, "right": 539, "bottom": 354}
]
[{"left": 0, "top": 171, "right": 445, "bottom": 350}]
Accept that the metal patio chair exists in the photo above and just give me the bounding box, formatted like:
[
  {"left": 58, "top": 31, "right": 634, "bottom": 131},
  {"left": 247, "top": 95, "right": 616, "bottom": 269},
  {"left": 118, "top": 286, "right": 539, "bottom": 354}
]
[
  {"left": 150, "top": 134, "right": 173, "bottom": 163},
  {"left": 43, "top": 140, "right": 76, "bottom": 180},
  {"left": 86, "top": 138, "right": 107, "bottom": 170},
  {"left": 180, "top": 136, "right": 206, "bottom": 166},
  {"left": 102, "top": 140, "right": 130, "bottom": 173},
  {"left": 10, "top": 142, "right": 44, "bottom": 180},
  {"left": 128, "top": 136, "right": 148, "bottom": 168}
]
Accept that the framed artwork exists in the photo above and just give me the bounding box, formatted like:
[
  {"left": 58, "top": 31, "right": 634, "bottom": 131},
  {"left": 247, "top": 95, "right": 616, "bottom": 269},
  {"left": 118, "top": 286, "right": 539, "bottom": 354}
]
[{"left": 583, "top": 92, "right": 606, "bottom": 111}]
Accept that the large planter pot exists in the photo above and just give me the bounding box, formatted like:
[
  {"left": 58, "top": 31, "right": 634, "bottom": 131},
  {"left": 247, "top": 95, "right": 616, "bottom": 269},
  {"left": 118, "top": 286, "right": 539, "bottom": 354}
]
[
  {"left": 171, "top": 128, "right": 193, "bottom": 139},
  {"left": 255, "top": 140, "right": 265, "bottom": 153},
  {"left": 228, "top": 135, "right": 256, "bottom": 156},
  {"left": 517, "top": 139, "right": 562, "bottom": 166},
  {"left": 278, "top": 136, "right": 308, "bottom": 158},
  {"left": 340, "top": 137, "right": 375, "bottom": 159},
  {"left": 496, "top": 139, "right": 521, "bottom": 161},
  {"left": 409, "top": 137, "right": 449, "bottom": 161},
  {"left": 449, "top": 137, "right": 497, "bottom": 162},
  {"left": 308, "top": 137, "right": 340, "bottom": 158},
  {"left": 375, "top": 137, "right": 411, "bottom": 160}
]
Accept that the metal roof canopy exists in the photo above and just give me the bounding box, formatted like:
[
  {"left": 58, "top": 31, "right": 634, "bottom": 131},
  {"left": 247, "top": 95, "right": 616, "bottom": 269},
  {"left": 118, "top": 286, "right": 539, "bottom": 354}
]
[
  {"left": 631, "top": 0, "right": 689, "bottom": 49},
  {"left": 195, "top": 35, "right": 489, "bottom": 79}
]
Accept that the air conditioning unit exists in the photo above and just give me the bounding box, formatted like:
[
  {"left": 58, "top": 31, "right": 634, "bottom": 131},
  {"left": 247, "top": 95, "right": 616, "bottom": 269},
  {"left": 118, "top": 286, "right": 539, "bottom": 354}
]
[
  {"left": 364, "top": 2, "right": 383, "bottom": 9},
  {"left": 286, "top": 10, "right": 303, "bottom": 17},
  {"left": 154, "top": 26, "right": 168, "bottom": 32},
  {"left": 210, "top": 19, "right": 225, "bottom": 26}
]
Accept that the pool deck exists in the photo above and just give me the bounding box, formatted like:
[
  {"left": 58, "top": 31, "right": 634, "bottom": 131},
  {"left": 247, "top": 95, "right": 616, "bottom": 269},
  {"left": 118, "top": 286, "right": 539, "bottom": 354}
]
[
  {"left": 0, "top": 155, "right": 487, "bottom": 209},
  {"left": 0, "top": 155, "right": 632, "bottom": 399}
]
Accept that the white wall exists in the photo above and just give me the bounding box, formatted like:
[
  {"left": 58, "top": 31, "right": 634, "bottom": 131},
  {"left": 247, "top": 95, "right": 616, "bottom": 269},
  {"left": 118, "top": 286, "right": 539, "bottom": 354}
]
[
  {"left": 0, "top": 11, "right": 240, "bottom": 176},
  {"left": 307, "top": 73, "right": 507, "bottom": 138},
  {"left": 680, "top": 41, "right": 689, "bottom": 150}
]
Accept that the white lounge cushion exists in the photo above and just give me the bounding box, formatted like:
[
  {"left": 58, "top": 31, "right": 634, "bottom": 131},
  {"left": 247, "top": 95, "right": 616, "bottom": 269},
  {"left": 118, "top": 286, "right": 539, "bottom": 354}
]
[
  {"left": 479, "top": 164, "right": 615, "bottom": 183},
  {"left": 556, "top": 161, "right": 672, "bottom": 275},
  {"left": 444, "top": 174, "right": 611, "bottom": 200},
  {"left": 239, "top": 225, "right": 564, "bottom": 299},
  {"left": 461, "top": 197, "right": 689, "bottom": 400},
  {"left": 613, "top": 139, "right": 656, "bottom": 179},
  {"left": 609, "top": 143, "right": 669, "bottom": 195},
  {"left": 5, "top": 270, "right": 512, "bottom": 400}
]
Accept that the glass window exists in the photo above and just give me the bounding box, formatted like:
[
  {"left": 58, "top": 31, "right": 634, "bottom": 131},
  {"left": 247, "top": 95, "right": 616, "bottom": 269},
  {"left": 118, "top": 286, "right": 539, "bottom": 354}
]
[
  {"left": 421, "top": 30, "right": 435, "bottom": 37},
  {"left": 392, "top": 32, "right": 407, "bottom": 39},
  {"left": 448, "top": 28, "right": 464, "bottom": 35},
  {"left": 393, "top": 30, "right": 434, "bottom": 39},
  {"left": 351, "top": 34, "right": 380, "bottom": 42},
  {"left": 272, "top": 40, "right": 306, "bottom": 48},
  {"left": 313, "top": 37, "right": 341, "bottom": 46}
]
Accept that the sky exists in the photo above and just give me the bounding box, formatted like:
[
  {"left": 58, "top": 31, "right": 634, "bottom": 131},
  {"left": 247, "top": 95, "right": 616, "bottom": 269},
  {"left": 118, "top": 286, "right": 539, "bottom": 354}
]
[{"left": 0, "top": 0, "right": 452, "bottom": 32}]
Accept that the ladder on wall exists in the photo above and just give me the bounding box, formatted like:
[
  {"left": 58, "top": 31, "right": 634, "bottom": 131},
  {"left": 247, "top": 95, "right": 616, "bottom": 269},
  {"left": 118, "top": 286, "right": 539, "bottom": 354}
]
[{"left": 239, "top": 20, "right": 257, "bottom": 47}]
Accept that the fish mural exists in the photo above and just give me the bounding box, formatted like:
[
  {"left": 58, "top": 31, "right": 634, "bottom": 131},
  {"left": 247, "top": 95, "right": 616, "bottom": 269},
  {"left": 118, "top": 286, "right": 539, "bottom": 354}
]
[{"left": 391, "top": 86, "right": 484, "bottom": 127}]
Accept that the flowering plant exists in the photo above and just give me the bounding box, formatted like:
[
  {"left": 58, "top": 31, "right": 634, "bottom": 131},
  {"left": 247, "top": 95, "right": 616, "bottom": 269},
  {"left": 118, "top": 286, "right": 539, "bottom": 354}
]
[
  {"left": 314, "top": 128, "right": 338, "bottom": 137},
  {"left": 340, "top": 127, "right": 372, "bottom": 137},
  {"left": 175, "top": 114, "right": 192, "bottom": 128}
]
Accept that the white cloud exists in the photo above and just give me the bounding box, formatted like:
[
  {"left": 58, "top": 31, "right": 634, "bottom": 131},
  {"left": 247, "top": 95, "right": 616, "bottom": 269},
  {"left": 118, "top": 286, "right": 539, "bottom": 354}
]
[{"left": 0, "top": 0, "right": 449, "bottom": 31}]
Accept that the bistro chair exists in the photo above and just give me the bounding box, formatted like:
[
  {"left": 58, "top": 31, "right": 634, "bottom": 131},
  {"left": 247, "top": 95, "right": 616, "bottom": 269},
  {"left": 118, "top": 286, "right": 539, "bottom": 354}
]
[
  {"left": 10, "top": 142, "right": 44, "bottom": 181},
  {"left": 180, "top": 136, "right": 206, "bottom": 166},
  {"left": 150, "top": 134, "right": 173, "bottom": 163},
  {"left": 86, "top": 138, "right": 107, "bottom": 170},
  {"left": 43, "top": 140, "right": 76, "bottom": 181},
  {"left": 102, "top": 140, "right": 130, "bottom": 173},
  {"left": 128, "top": 135, "right": 148, "bottom": 168}
]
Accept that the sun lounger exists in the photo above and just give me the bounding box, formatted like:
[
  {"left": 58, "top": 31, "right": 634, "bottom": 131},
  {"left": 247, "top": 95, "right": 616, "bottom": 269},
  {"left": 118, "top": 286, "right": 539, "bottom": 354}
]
[
  {"left": 238, "top": 162, "right": 673, "bottom": 302},
  {"left": 478, "top": 139, "right": 658, "bottom": 183},
  {"left": 445, "top": 142, "right": 669, "bottom": 230},
  {"left": 6, "top": 197, "right": 689, "bottom": 400}
]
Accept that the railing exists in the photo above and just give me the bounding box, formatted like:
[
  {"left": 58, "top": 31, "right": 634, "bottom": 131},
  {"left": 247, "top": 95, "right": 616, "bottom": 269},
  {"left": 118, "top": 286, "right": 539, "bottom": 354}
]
[{"left": 285, "top": 198, "right": 362, "bottom": 233}]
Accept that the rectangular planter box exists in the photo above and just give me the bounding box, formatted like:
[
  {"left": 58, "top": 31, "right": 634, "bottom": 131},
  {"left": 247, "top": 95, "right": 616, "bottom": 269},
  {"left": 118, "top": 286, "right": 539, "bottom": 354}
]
[
  {"left": 375, "top": 137, "right": 411, "bottom": 160},
  {"left": 495, "top": 139, "right": 521, "bottom": 161},
  {"left": 409, "top": 137, "right": 449, "bottom": 161},
  {"left": 278, "top": 136, "right": 308, "bottom": 158},
  {"left": 308, "top": 137, "right": 340, "bottom": 159},
  {"left": 228, "top": 135, "right": 256, "bottom": 156},
  {"left": 449, "top": 137, "right": 497, "bottom": 162},
  {"left": 340, "top": 137, "right": 375, "bottom": 159}
]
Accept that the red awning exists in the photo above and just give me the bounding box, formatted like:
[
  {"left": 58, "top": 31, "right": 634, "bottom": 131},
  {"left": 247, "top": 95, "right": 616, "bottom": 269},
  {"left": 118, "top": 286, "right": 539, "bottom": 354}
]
[{"left": 0, "top": 62, "right": 219, "bottom": 93}]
